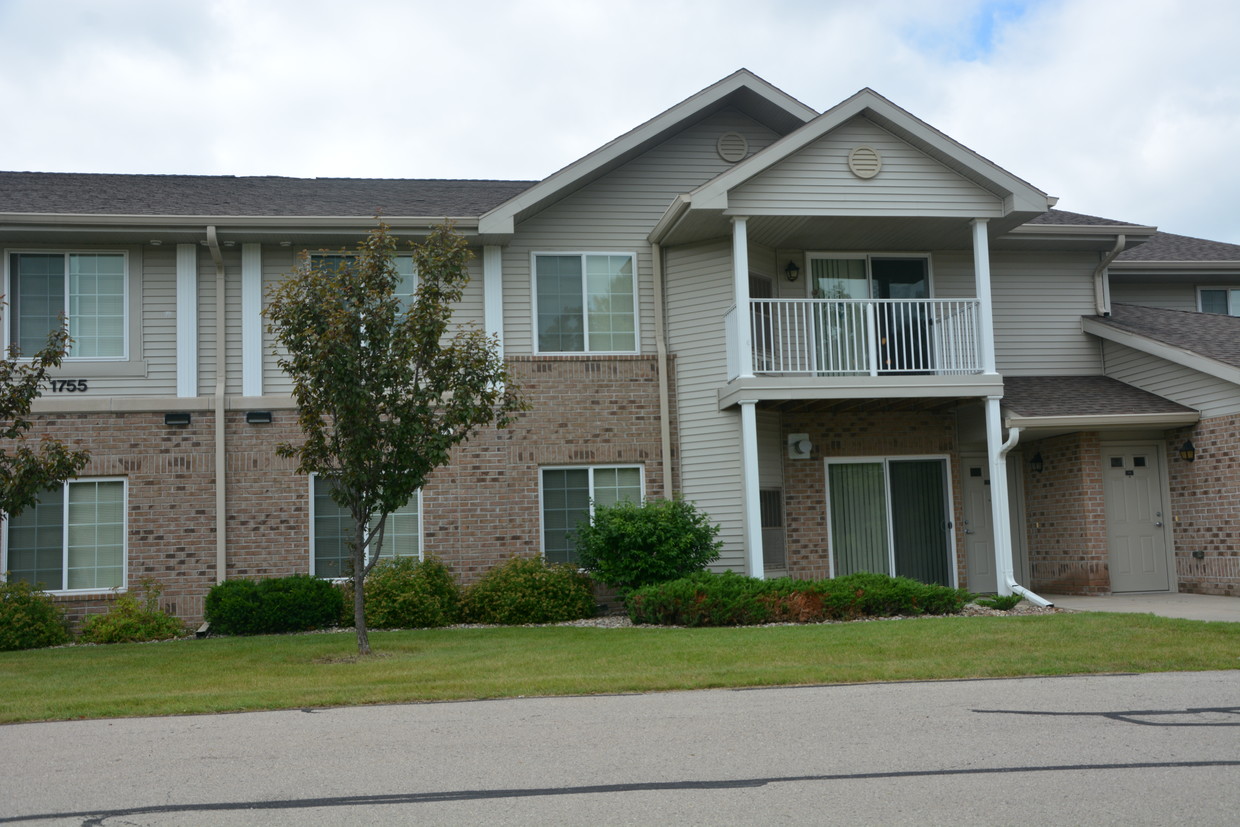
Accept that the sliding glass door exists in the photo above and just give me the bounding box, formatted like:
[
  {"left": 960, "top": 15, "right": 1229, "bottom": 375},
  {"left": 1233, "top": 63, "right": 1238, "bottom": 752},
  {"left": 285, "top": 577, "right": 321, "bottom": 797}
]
[{"left": 827, "top": 457, "right": 952, "bottom": 586}]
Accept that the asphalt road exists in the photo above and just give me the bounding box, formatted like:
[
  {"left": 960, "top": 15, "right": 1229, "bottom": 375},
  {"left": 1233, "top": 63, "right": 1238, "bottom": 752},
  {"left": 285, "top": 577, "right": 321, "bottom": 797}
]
[{"left": 2, "top": 670, "right": 1238, "bottom": 825}]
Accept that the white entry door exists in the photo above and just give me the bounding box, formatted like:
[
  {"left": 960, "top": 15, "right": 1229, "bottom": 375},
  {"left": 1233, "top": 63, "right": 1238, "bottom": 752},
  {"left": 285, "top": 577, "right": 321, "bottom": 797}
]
[
  {"left": 1102, "top": 446, "right": 1171, "bottom": 593},
  {"left": 961, "top": 457, "right": 1027, "bottom": 594}
]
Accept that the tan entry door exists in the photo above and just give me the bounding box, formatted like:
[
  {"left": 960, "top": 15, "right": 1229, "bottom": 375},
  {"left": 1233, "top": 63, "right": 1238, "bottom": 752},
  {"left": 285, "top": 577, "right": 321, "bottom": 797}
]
[
  {"left": 962, "top": 463, "right": 997, "bottom": 593},
  {"left": 1102, "top": 446, "right": 1171, "bottom": 592}
]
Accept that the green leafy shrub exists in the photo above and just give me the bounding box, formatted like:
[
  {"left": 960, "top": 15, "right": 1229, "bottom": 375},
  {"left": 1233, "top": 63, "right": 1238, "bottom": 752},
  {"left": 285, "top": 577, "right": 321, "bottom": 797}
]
[
  {"left": 460, "top": 556, "right": 596, "bottom": 625},
  {"left": 79, "top": 580, "right": 186, "bottom": 644},
  {"left": 205, "top": 574, "right": 344, "bottom": 635},
  {"left": 627, "top": 571, "right": 972, "bottom": 626},
  {"left": 360, "top": 556, "right": 461, "bottom": 629},
  {"left": 975, "top": 593, "right": 1024, "bottom": 610},
  {"left": 0, "top": 579, "right": 70, "bottom": 651},
  {"left": 576, "top": 498, "right": 722, "bottom": 594}
]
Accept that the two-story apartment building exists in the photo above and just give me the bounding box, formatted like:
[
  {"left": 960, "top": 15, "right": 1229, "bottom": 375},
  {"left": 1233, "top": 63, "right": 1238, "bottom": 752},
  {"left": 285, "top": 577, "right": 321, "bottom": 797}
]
[{"left": 2, "top": 70, "right": 1236, "bottom": 624}]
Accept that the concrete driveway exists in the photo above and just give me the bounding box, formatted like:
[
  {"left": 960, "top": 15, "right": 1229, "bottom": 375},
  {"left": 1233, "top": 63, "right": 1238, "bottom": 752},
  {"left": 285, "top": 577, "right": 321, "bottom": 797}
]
[{"left": 1043, "top": 592, "right": 1240, "bottom": 622}]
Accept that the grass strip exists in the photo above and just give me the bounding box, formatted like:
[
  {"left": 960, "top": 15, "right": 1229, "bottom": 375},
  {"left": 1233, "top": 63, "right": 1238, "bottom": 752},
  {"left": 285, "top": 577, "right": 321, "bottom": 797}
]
[{"left": 1, "top": 612, "right": 1237, "bottom": 724}]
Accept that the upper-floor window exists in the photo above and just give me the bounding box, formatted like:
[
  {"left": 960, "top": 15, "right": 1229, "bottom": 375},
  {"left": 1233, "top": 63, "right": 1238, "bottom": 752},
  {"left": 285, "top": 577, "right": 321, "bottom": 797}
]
[
  {"left": 1198, "top": 287, "right": 1240, "bottom": 316},
  {"left": 309, "top": 253, "right": 417, "bottom": 306},
  {"left": 4, "top": 479, "right": 127, "bottom": 593},
  {"left": 534, "top": 253, "right": 637, "bottom": 353},
  {"left": 6, "top": 252, "right": 127, "bottom": 358},
  {"left": 310, "top": 476, "right": 421, "bottom": 579}
]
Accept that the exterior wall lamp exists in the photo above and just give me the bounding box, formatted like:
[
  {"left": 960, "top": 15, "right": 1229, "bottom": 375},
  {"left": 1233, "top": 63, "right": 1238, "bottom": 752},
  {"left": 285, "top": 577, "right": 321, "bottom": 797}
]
[
  {"left": 1029, "top": 451, "right": 1044, "bottom": 473},
  {"left": 784, "top": 260, "right": 801, "bottom": 282},
  {"left": 164, "top": 412, "right": 192, "bottom": 427},
  {"left": 1179, "top": 440, "right": 1196, "bottom": 462},
  {"left": 245, "top": 411, "right": 273, "bottom": 425}
]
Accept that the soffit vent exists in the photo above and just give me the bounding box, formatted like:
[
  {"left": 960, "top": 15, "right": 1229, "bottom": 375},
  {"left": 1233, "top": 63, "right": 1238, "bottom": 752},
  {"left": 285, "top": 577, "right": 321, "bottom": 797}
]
[
  {"left": 848, "top": 145, "right": 882, "bottom": 179},
  {"left": 717, "top": 132, "right": 749, "bottom": 163}
]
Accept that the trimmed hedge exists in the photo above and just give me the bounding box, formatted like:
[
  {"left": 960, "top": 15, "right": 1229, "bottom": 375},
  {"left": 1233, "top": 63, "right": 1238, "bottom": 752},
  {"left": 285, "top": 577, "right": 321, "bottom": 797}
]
[
  {"left": 0, "top": 580, "right": 70, "bottom": 651},
  {"left": 205, "top": 574, "right": 344, "bottom": 636},
  {"left": 575, "top": 498, "right": 722, "bottom": 594},
  {"left": 626, "top": 571, "right": 973, "bottom": 627},
  {"left": 352, "top": 556, "right": 461, "bottom": 629},
  {"left": 460, "top": 556, "right": 596, "bottom": 625},
  {"left": 79, "top": 580, "right": 186, "bottom": 644}
]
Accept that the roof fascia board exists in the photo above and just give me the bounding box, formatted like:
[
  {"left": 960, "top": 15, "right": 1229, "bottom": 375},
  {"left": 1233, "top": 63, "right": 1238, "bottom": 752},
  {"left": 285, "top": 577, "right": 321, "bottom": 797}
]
[
  {"left": 1082, "top": 316, "right": 1240, "bottom": 385},
  {"left": 0, "top": 213, "right": 478, "bottom": 229},
  {"left": 1007, "top": 223, "right": 1158, "bottom": 239},
  {"left": 1004, "top": 411, "right": 1200, "bottom": 429},
  {"left": 691, "top": 89, "right": 1048, "bottom": 213},
  {"left": 478, "top": 70, "right": 817, "bottom": 236},
  {"left": 1110, "top": 261, "right": 1240, "bottom": 271}
]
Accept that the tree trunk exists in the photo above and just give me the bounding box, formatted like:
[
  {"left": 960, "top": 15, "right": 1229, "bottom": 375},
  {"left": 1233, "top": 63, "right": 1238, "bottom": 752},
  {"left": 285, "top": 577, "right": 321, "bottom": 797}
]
[{"left": 353, "top": 518, "right": 371, "bottom": 655}]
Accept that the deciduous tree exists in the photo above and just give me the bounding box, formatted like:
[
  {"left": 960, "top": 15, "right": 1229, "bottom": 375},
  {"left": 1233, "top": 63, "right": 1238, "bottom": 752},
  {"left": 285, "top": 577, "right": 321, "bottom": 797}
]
[{"left": 267, "top": 223, "right": 524, "bottom": 654}]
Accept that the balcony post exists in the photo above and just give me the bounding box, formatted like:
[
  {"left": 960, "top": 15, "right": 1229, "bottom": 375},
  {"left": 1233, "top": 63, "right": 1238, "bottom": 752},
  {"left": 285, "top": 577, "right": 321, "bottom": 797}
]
[
  {"left": 732, "top": 217, "right": 754, "bottom": 379},
  {"left": 739, "top": 399, "right": 765, "bottom": 579},
  {"left": 971, "top": 218, "right": 997, "bottom": 374}
]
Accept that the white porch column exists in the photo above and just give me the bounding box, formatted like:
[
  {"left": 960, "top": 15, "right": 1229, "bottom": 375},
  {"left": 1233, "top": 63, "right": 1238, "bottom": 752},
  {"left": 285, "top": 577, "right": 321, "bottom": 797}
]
[
  {"left": 175, "top": 243, "right": 198, "bottom": 398},
  {"left": 739, "top": 399, "right": 764, "bottom": 579},
  {"left": 483, "top": 245, "right": 504, "bottom": 356},
  {"left": 984, "top": 395, "right": 1016, "bottom": 596},
  {"left": 241, "top": 243, "right": 263, "bottom": 397},
  {"left": 971, "top": 218, "right": 997, "bottom": 374},
  {"left": 732, "top": 217, "right": 753, "bottom": 379}
]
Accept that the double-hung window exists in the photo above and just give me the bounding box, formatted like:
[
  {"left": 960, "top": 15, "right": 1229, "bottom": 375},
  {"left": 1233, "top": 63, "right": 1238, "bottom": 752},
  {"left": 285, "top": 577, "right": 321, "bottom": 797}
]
[
  {"left": 309, "top": 253, "right": 417, "bottom": 305},
  {"left": 541, "top": 466, "right": 642, "bottom": 565},
  {"left": 310, "top": 477, "right": 421, "bottom": 579},
  {"left": 4, "top": 479, "right": 127, "bottom": 592},
  {"left": 535, "top": 253, "right": 636, "bottom": 353},
  {"left": 7, "top": 252, "right": 127, "bottom": 358}
]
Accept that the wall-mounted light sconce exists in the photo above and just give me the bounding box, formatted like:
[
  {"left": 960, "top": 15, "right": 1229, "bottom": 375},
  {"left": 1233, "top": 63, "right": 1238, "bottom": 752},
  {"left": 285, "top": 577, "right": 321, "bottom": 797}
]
[
  {"left": 149, "top": 239, "right": 162, "bottom": 246},
  {"left": 787, "top": 433, "right": 813, "bottom": 459},
  {"left": 164, "top": 412, "right": 192, "bottom": 427},
  {"left": 1179, "top": 439, "right": 1196, "bottom": 462},
  {"left": 1029, "top": 451, "right": 1044, "bottom": 473},
  {"left": 784, "top": 260, "right": 801, "bottom": 282},
  {"left": 245, "top": 411, "right": 273, "bottom": 425}
]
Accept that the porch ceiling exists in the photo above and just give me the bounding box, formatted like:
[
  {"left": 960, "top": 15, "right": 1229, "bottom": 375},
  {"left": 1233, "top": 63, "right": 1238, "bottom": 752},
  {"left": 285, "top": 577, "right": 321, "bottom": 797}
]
[
  {"left": 767, "top": 396, "right": 969, "bottom": 415},
  {"left": 718, "top": 374, "right": 1004, "bottom": 410}
]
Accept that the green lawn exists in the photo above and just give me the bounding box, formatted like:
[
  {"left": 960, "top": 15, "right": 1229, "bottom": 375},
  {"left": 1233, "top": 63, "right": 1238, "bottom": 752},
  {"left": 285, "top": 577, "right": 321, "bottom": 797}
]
[{"left": 1, "top": 613, "right": 1237, "bottom": 724}]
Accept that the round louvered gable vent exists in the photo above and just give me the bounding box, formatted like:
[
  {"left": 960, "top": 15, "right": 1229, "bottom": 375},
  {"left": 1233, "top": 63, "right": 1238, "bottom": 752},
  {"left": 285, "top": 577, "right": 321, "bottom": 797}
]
[
  {"left": 848, "top": 145, "right": 882, "bottom": 179},
  {"left": 717, "top": 132, "right": 749, "bottom": 163}
]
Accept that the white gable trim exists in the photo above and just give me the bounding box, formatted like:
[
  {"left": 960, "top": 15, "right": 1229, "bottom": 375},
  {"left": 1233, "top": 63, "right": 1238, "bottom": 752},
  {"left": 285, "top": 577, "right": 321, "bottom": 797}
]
[{"left": 1082, "top": 317, "right": 1240, "bottom": 386}]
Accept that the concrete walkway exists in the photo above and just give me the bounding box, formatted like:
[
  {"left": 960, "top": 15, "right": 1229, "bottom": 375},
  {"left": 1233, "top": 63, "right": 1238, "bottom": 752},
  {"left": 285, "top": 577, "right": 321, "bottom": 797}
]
[{"left": 1043, "top": 591, "right": 1240, "bottom": 622}]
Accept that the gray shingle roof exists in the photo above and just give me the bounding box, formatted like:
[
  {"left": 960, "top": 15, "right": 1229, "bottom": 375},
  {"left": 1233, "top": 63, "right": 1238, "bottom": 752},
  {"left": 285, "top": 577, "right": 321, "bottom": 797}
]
[
  {"left": 1024, "top": 209, "right": 1146, "bottom": 227},
  {"left": 0, "top": 172, "right": 536, "bottom": 217},
  {"left": 1002, "top": 375, "right": 1196, "bottom": 418},
  {"left": 1089, "top": 304, "right": 1240, "bottom": 369},
  {"left": 1115, "top": 231, "right": 1240, "bottom": 262}
]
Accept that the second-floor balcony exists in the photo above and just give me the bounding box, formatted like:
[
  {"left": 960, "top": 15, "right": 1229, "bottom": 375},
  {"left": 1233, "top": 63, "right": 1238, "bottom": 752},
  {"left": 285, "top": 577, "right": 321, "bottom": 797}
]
[{"left": 726, "top": 298, "right": 983, "bottom": 380}]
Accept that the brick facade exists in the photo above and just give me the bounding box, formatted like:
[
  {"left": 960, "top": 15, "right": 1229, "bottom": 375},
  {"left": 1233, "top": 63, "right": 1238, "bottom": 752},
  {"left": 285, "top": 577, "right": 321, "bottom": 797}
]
[
  {"left": 4, "top": 355, "right": 675, "bottom": 626},
  {"left": 1166, "top": 416, "right": 1240, "bottom": 596}
]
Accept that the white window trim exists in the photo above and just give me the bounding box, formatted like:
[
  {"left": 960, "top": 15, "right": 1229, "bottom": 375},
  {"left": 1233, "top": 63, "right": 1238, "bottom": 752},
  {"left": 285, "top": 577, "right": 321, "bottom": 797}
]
[
  {"left": 531, "top": 251, "right": 640, "bottom": 355},
  {"left": 1196, "top": 285, "right": 1240, "bottom": 315},
  {"left": 1, "top": 477, "right": 129, "bottom": 596},
  {"left": 307, "top": 474, "right": 424, "bottom": 579},
  {"left": 538, "top": 464, "right": 645, "bottom": 562},
  {"left": 822, "top": 454, "right": 957, "bottom": 587},
  {"left": 804, "top": 252, "right": 935, "bottom": 299},
  {"left": 3, "top": 249, "right": 132, "bottom": 362}
]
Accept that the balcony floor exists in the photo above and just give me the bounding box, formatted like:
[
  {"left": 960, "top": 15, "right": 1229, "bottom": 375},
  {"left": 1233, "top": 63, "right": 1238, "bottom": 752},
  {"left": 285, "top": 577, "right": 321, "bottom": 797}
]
[{"left": 717, "top": 373, "right": 1004, "bottom": 410}]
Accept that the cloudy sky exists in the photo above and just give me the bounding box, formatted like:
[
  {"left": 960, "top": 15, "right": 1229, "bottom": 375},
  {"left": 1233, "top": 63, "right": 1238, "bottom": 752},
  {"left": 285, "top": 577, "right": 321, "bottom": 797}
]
[{"left": 1, "top": 0, "right": 1237, "bottom": 242}]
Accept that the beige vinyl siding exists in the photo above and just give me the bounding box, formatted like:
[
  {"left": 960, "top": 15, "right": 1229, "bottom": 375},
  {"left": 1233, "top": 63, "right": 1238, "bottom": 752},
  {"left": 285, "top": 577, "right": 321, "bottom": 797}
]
[
  {"left": 196, "top": 248, "right": 243, "bottom": 395},
  {"left": 503, "top": 108, "right": 781, "bottom": 355},
  {"left": 137, "top": 245, "right": 177, "bottom": 395},
  {"left": 261, "top": 245, "right": 297, "bottom": 396},
  {"left": 1108, "top": 282, "right": 1199, "bottom": 312},
  {"left": 924, "top": 250, "right": 976, "bottom": 299},
  {"left": 757, "top": 409, "right": 783, "bottom": 487},
  {"left": 1103, "top": 341, "right": 1240, "bottom": 417},
  {"left": 729, "top": 116, "right": 1003, "bottom": 217},
  {"left": 665, "top": 239, "right": 747, "bottom": 571},
  {"left": 991, "top": 251, "right": 1103, "bottom": 375}
]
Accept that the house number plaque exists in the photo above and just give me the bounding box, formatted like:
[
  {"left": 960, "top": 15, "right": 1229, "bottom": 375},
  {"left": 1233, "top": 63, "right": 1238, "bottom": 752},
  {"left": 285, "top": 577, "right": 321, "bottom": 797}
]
[{"left": 50, "top": 379, "right": 89, "bottom": 392}]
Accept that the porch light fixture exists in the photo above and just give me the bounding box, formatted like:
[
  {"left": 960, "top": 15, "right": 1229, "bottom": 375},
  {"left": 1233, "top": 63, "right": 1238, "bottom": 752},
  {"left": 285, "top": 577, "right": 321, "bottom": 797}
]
[
  {"left": 1179, "top": 440, "right": 1196, "bottom": 462},
  {"left": 1029, "top": 451, "right": 1044, "bottom": 473},
  {"left": 784, "top": 260, "right": 801, "bottom": 282},
  {"left": 164, "top": 412, "right": 192, "bottom": 427},
  {"left": 246, "top": 411, "right": 273, "bottom": 425}
]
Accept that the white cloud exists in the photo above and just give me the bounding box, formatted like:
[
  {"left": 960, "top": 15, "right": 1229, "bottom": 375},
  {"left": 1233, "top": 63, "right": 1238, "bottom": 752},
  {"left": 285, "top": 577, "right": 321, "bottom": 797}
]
[{"left": 0, "top": 0, "right": 1236, "bottom": 240}]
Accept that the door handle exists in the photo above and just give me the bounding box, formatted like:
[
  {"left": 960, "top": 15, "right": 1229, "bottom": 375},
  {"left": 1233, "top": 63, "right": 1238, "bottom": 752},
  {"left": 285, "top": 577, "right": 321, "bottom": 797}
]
[
  {"left": 1154, "top": 522, "right": 1164, "bottom": 527},
  {"left": 964, "top": 529, "right": 975, "bottom": 534}
]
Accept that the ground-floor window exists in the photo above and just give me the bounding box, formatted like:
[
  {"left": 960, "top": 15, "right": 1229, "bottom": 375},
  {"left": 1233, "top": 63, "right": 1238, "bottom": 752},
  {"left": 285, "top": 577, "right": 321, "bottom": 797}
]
[
  {"left": 310, "top": 477, "right": 421, "bottom": 578},
  {"left": 826, "top": 457, "right": 953, "bottom": 586},
  {"left": 541, "top": 466, "right": 643, "bottom": 565},
  {"left": 4, "top": 479, "right": 127, "bottom": 592}
]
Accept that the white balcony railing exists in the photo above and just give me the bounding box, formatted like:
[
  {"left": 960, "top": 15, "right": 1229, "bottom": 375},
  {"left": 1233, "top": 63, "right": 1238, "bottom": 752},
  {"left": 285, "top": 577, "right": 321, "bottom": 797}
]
[{"left": 728, "top": 298, "right": 982, "bottom": 379}]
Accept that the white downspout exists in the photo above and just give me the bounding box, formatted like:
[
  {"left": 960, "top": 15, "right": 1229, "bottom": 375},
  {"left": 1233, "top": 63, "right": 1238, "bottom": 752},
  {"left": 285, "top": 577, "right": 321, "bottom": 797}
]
[
  {"left": 650, "top": 242, "right": 674, "bottom": 499},
  {"left": 986, "top": 397, "right": 1053, "bottom": 607},
  {"left": 206, "top": 226, "right": 228, "bottom": 584},
  {"left": 1093, "top": 234, "right": 1125, "bottom": 316}
]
